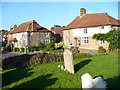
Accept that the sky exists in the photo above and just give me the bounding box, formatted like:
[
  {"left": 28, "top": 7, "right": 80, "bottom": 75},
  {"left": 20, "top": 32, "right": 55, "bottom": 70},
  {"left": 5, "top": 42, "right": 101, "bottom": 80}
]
[{"left": 1, "top": 1, "right": 119, "bottom": 31}]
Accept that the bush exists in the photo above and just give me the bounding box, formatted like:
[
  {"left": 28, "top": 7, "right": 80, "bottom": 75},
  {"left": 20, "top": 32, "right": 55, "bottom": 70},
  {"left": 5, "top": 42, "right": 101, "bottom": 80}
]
[
  {"left": 2, "top": 53, "right": 64, "bottom": 70},
  {"left": 28, "top": 46, "right": 38, "bottom": 52},
  {"left": 13, "top": 48, "right": 20, "bottom": 52},
  {"left": 55, "top": 41, "right": 64, "bottom": 49},
  {"left": 20, "top": 48, "right": 25, "bottom": 52},
  {"left": 98, "top": 46, "right": 106, "bottom": 54},
  {"left": 46, "top": 42, "right": 55, "bottom": 50},
  {"left": 3, "top": 46, "right": 12, "bottom": 52},
  {"left": 70, "top": 47, "right": 90, "bottom": 59},
  {"left": 38, "top": 44, "right": 45, "bottom": 50}
]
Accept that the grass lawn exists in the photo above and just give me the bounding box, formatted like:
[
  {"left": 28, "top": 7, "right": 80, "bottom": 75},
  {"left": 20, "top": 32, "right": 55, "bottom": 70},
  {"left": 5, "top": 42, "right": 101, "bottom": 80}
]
[{"left": 2, "top": 54, "right": 119, "bottom": 88}]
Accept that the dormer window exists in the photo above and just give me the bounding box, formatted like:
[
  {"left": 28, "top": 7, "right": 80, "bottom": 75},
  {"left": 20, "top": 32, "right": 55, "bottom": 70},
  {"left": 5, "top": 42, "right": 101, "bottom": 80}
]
[
  {"left": 99, "top": 26, "right": 104, "bottom": 29},
  {"left": 84, "top": 28, "right": 87, "bottom": 33}
]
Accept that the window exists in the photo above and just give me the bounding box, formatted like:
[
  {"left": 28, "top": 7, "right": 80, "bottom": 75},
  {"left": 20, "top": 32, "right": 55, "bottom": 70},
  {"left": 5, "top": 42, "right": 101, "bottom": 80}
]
[
  {"left": 99, "top": 26, "right": 104, "bottom": 29},
  {"left": 84, "top": 28, "right": 87, "bottom": 33},
  {"left": 66, "top": 38, "right": 70, "bottom": 44},
  {"left": 68, "top": 31, "right": 70, "bottom": 34},
  {"left": 100, "top": 40, "right": 105, "bottom": 45},
  {"left": 45, "top": 32, "right": 49, "bottom": 37},
  {"left": 66, "top": 31, "right": 70, "bottom": 35},
  {"left": 81, "top": 37, "right": 89, "bottom": 44},
  {"left": 44, "top": 39, "right": 50, "bottom": 44}
]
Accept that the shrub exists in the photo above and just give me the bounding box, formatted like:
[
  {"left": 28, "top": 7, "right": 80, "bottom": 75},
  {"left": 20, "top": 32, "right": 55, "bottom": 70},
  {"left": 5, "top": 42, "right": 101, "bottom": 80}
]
[
  {"left": 3, "top": 46, "right": 12, "bottom": 52},
  {"left": 20, "top": 48, "right": 25, "bottom": 52},
  {"left": 47, "top": 50, "right": 61, "bottom": 54},
  {"left": 98, "top": 46, "right": 106, "bottom": 54},
  {"left": 28, "top": 46, "right": 38, "bottom": 52},
  {"left": 73, "top": 52, "right": 89, "bottom": 59},
  {"left": 55, "top": 41, "right": 64, "bottom": 49},
  {"left": 2, "top": 53, "right": 64, "bottom": 70},
  {"left": 114, "top": 49, "right": 120, "bottom": 55},
  {"left": 71, "top": 47, "right": 79, "bottom": 53},
  {"left": 38, "top": 44, "right": 45, "bottom": 50},
  {"left": 70, "top": 47, "right": 90, "bottom": 59},
  {"left": 42, "top": 49, "right": 48, "bottom": 53},
  {"left": 13, "top": 48, "right": 20, "bottom": 52},
  {"left": 46, "top": 42, "right": 55, "bottom": 50}
]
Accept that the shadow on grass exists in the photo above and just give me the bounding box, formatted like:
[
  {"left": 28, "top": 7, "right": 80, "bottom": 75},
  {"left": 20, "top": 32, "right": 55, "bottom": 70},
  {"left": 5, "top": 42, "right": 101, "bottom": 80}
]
[
  {"left": 2, "top": 67, "right": 34, "bottom": 87},
  {"left": 74, "top": 59, "right": 92, "bottom": 73},
  {"left": 13, "top": 74, "right": 58, "bottom": 88},
  {"left": 106, "top": 76, "right": 119, "bottom": 88},
  {"left": 2, "top": 54, "right": 35, "bottom": 70}
]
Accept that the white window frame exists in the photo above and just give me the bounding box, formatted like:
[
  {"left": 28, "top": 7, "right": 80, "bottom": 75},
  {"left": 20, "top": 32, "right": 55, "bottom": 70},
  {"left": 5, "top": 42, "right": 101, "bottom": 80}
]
[
  {"left": 99, "top": 26, "right": 104, "bottom": 29},
  {"left": 84, "top": 28, "right": 87, "bottom": 33},
  {"left": 66, "top": 38, "right": 70, "bottom": 44},
  {"left": 81, "top": 37, "right": 89, "bottom": 45},
  {"left": 100, "top": 40, "right": 105, "bottom": 45},
  {"left": 44, "top": 39, "right": 50, "bottom": 44},
  {"left": 45, "top": 32, "right": 49, "bottom": 37}
]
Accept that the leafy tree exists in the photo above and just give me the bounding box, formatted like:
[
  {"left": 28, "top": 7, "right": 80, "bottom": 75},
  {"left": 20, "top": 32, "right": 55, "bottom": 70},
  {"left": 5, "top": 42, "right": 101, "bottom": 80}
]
[
  {"left": 46, "top": 42, "right": 55, "bottom": 50},
  {"left": 55, "top": 41, "right": 64, "bottom": 49},
  {"left": 51, "top": 25, "right": 61, "bottom": 30},
  {"left": 50, "top": 37, "right": 57, "bottom": 43},
  {"left": 0, "top": 29, "right": 8, "bottom": 33}
]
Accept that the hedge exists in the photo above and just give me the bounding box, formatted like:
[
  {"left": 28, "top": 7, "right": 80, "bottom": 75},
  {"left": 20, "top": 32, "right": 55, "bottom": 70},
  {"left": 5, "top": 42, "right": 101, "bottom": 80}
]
[{"left": 2, "top": 53, "right": 63, "bottom": 70}]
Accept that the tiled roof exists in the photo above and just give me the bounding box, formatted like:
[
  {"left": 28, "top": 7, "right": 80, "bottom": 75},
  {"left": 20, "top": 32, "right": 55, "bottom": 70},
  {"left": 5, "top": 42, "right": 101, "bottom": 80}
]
[
  {"left": 9, "top": 20, "right": 51, "bottom": 34},
  {"left": 53, "top": 27, "right": 63, "bottom": 37},
  {"left": 63, "top": 13, "right": 120, "bottom": 30},
  {"left": 53, "top": 27, "right": 63, "bottom": 34}
]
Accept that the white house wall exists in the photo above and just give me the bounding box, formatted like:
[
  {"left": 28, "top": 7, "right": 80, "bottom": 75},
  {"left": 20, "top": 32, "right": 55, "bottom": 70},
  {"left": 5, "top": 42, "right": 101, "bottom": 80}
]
[
  {"left": 13, "top": 32, "right": 28, "bottom": 48},
  {"left": 73, "top": 25, "right": 111, "bottom": 37},
  {"left": 63, "top": 25, "right": 112, "bottom": 50}
]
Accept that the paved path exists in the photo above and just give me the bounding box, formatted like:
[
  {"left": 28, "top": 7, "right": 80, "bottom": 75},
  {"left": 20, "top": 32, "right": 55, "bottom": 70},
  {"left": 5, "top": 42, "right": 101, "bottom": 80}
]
[{"left": 0, "top": 51, "right": 25, "bottom": 60}]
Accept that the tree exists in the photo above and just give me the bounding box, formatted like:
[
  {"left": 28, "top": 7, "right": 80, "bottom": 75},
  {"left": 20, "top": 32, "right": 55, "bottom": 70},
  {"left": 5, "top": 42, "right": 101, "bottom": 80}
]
[
  {"left": 92, "top": 29, "right": 120, "bottom": 51},
  {"left": 50, "top": 25, "right": 61, "bottom": 30},
  {"left": 0, "top": 29, "right": 8, "bottom": 33}
]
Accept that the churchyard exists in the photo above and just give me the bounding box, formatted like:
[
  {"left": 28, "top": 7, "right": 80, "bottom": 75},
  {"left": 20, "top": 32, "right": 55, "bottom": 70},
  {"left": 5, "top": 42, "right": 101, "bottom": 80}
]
[{"left": 1, "top": 54, "right": 118, "bottom": 88}]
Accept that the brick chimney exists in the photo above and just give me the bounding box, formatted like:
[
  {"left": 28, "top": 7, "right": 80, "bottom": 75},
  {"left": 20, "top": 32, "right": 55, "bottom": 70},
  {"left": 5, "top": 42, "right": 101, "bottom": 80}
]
[
  {"left": 10, "top": 27, "right": 13, "bottom": 31},
  {"left": 13, "top": 24, "right": 17, "bottom": 29},
  {"left": 80, "top": 8, "right": 86, "bottom": 16}
]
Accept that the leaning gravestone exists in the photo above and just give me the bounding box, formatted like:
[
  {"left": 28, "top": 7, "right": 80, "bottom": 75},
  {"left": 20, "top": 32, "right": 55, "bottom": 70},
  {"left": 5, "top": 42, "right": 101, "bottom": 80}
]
[{"left": 64, "top": 49, "right": 74, "bottom": 74}]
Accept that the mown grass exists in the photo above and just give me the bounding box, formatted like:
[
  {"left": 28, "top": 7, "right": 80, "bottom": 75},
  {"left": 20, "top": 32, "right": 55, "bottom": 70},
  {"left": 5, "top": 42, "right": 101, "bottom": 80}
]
[{"left": 2, "top": 54, "right": 119, "bottom": 88}]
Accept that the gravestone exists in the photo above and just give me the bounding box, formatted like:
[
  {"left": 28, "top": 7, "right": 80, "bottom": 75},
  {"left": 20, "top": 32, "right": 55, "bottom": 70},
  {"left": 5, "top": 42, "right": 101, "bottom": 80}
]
[{"left": 64, "top": 49, "right": 74, "bottom": 74}]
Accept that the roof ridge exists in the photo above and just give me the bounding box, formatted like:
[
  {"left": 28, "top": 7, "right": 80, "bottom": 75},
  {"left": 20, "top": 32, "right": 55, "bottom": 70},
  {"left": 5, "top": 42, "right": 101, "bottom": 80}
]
[
  {"left": 86, "top": 12, "right": 107, "bottom": 15},
  {"left": 105, "top": 14, "right": 111, "bottom": 25},
  {"left": 20, "top": 20, "right": 35, "bottom": 25}
]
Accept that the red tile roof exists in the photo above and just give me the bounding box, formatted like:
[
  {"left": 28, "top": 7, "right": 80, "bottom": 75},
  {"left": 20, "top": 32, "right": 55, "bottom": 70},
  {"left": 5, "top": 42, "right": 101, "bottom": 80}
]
[
  {"left": 64, "top": 13, "right": 120, "bottom": 30},
  {"left": 9, "top": 20, "right": 51, "bottom": 34},
  {"left": 53, "top": 27, "right": 63, "bottom": 36}
]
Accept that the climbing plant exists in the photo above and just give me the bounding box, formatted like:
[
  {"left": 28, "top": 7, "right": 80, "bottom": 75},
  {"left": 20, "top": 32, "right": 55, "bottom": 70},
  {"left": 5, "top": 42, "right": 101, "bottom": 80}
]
[{"left": 92, "top": 29, "right": 120, "bottom": 51}]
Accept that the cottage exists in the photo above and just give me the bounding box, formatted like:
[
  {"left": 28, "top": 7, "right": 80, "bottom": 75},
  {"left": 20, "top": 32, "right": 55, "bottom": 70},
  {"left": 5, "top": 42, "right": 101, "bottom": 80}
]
[
  {"left": 7, "top": 20, "right": 51, "bottom": 48},
  {"left": 63, "top": 8, "right": 120, "bottom": 52},
  {"left": 52, "top": 27, "right": 63, "bottom": 42}
]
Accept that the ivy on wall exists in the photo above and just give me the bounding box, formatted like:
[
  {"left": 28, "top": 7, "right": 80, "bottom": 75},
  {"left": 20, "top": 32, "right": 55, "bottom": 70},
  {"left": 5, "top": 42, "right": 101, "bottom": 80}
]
[{"left": 92, "top": 29, "right": 120, "bottom": 51}]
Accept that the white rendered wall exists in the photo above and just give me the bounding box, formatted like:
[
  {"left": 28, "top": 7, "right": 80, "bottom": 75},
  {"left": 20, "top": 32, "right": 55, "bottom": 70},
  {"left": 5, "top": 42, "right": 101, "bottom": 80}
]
[
  {"left": 73, "top": 25, "right": 111, "bottom": 37},
  {"left": 13, "top": 32, "right": 28, "bottom": 48}
]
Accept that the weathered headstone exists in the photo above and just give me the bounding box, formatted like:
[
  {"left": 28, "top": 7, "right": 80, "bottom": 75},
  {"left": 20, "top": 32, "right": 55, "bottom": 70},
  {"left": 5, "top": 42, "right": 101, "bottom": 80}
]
[
  {"left": 63, "top": 49, "right": 74, "bottom": 74},
  {"left": 81, "top": 73, "right": 107, "bottom": 89}
]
